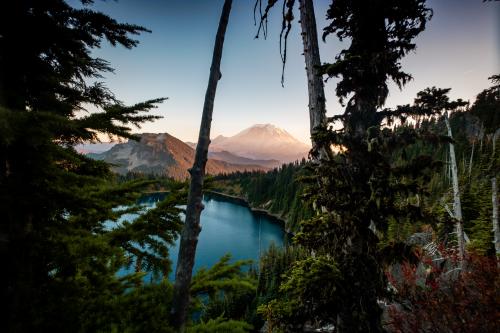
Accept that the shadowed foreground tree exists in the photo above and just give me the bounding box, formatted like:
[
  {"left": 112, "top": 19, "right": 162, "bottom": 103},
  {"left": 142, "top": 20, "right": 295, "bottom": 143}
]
[
  {"left": 1, "top": 1, "right": 255, "bottom": 332},
  {"left": 259, "top": 1, "right": 436, "bottom": 332},
  {"left": 0, "top": 1, "right": 183, "bottom": 331},
  {"left": 171, "top": 0, "right": 233, "bottom": 331}
]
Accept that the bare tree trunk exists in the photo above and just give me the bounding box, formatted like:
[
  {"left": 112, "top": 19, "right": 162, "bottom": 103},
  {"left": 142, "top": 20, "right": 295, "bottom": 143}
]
[
  {"left": 298, "top": 0, "right": 328, "bottom": 159},
  {"left": 492, "top": 128, "right": 500, "bottom": 158},
  {"left": 492, "top": 128, "right": 500, "bottom": 256},
  {"left": 445, "top": 112, "right": 466, "bottom": 260},
  {"left": 492, "top": 177, "right": 499, "bottom": 255},
  {"left": 170, "top": 1, "right": 232, "bottom": 330},
  {"left": 448, "top": 151, "right": 452, "bottom": 184},
  {"left": 445, "top": 149, "right": 451, "bottom": 184},
  {"left": 462, "top": 154, "right": 466, "bottom": 175},
  {"left": 479, "top": 122, "right": 484, "bottom": 153},
  {"left": 468, "top": 140, "right": 474, "bottom": 179}
]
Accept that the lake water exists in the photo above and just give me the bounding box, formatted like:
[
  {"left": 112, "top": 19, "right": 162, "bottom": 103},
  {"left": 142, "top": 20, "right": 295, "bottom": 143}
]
[{"left": 120, "top": 194, "right": 285, "bottom": 280}]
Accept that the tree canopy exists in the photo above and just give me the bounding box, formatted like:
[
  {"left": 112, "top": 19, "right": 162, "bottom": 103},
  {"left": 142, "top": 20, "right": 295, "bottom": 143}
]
[{"left": 0, "top": 1, "right": 172, "bottom": 330}]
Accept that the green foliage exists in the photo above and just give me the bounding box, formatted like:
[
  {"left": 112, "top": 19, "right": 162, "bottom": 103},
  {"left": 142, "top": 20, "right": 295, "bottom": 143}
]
[
  {"left": 257, "top": 243, "right": 307, "bottom": 300},
  {"left": 280, "top": 102, "right": 440, "bottom": 333},
  {"left": 74, "top": 254, "right": 257, "bottom": 332},
  {"left": 469, "top": 74, "right": 500, "bottom": 133},
  {"left": 0, "top": 1, "right": 180, "bottom": 331},
  {"left": 187, "top": 316, "right": 253, "bottom": 333},
  {"left": 107, "top": 281, "right": 176, "bottom": 333},
  {"left": 191, "top": 254, "right": 257, "bottom": 324},
  {"left": 191, "top": 254, "right": 256, "bottom": 298},
  {"left": 410, "top": 78, "right": 500, "bottom": 254},
  {"left": 0, "top": 1, "right": 283, "bottom": 331},
  {"left": 259, "top": 1, "right": 438, "bottom": 331},
  {"left": 213, "top": 160, "right": 314, "bottom": 232},
  {"left": 462, "top": 182, "right": 494, "bottom": 255},
  {"left": 321, "top": 0, "right": 432, "bottom": 109},
  {"left": 107, "top": 185, "right": 185, "bottom": 278},
  {"left": 259, "top": 256, "right": 342, "bottom": 331}
]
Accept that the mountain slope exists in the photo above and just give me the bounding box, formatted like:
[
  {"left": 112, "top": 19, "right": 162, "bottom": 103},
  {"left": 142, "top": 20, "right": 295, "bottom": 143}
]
[
  {"left": 76, "top": 142, "right": 116, "bottom": 154},
  {"left": 90, "top": 133, "right": 268, "bottom": 179},
  {"left": 208, "top": 150, "right": 281, "bottom": 168},
  {"left": 209, "top": 124, "right": 310, "bottom": 162}
]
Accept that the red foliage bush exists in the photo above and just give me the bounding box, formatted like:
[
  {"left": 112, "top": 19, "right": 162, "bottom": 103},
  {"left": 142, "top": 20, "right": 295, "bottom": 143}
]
[{"left": 385, "top": 250, "right": 499, "bottom": 333}]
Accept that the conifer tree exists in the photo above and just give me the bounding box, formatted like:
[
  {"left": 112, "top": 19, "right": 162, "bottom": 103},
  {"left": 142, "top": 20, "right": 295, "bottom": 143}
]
[
  {"left": 412, "top": 87, "right": 469, "bottom": 260},
  {"left": 0, "top": 1, "right": 181, "bottom": 331},
  {"left": 473, "top": 74, "right": 500, "bottom": 255},
  {"left": 259, "top": 1, "right": 436, "bottom": 331}
]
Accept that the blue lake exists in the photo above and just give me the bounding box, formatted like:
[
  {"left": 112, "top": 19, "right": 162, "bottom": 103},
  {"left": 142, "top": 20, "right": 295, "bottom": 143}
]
[{"left": 119, "top": 194, "right": 285, "bottom": 280}]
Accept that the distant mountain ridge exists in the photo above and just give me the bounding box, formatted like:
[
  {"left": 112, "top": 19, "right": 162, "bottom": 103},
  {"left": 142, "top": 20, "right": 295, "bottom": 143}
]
[
  {"left": 85, "top": 124, "right": 310, "bottom": 177},
  {"left": 88, "top": 133, "right": 268, "bottom": 180},
  {"left": 76, "top": 142, "right": 116, "bottom": 154},
  {"left": 208, "top": 150, "right": 281, "bottom": 169}
]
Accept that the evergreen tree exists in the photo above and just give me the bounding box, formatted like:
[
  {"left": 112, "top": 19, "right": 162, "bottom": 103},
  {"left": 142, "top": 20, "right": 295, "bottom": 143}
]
[
  {"left": 413, "top": 87, "right": 469, "bottom": 259},
  {"left": 259, "top": 1, "right": 436, "bottom": 331},
  {"left": 470, "top": 74, "right": 500, "bottom": 134},
  {"left": 0, "top": 1, "right": 180, "bottom": 330}
]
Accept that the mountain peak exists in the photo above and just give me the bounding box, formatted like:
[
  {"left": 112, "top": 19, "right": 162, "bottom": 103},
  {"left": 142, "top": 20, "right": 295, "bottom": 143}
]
[
  {"left": 236, "top": 124, "right": 301, "bottom": 142},
  {"left": 210, "top": 124, "right": 310, "bottom": 162},
  {"left": 87, "top": 132, "right": 268, "bottom": 179}
]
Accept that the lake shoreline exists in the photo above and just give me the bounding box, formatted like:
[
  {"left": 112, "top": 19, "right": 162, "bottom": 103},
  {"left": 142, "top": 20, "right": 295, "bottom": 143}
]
[
  {"left": 204, "top": 190, "right": 291, "bottom": 233},
  {"left": 141, "top": 189, "right": 292, "bottom": 234}
]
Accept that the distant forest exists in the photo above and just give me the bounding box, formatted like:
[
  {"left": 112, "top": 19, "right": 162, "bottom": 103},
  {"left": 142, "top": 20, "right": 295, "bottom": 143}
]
[{"left": 214, "top": 93, "right": 499, "bottom": 255}]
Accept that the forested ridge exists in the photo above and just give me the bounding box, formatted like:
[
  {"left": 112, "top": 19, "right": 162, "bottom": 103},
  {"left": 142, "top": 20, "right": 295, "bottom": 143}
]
[
  {"left": 212, "top": 160, "right": 314, "bottom": 232},
  {"left": 213, "top": 94, "right": 499, "bottom": 253},
  {"left": 1, "top": 0, "right": 498, "bottom": 332},
  {"left": 382, "top": 94, "right": 500, "bottom": 256}
]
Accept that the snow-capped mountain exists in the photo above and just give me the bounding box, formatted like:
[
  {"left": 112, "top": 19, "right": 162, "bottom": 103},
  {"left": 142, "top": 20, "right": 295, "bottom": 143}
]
[
  {"left": 209, "top": 124, "right": 310, "bottom": 162},
  {"left": 88, "top": 133, "right": 268, "bottom": 179}
]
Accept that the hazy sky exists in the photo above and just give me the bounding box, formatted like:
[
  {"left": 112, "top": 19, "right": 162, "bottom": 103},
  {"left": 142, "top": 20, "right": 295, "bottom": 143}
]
[{"left": 74, "top": 0, "right": 499, "bottom": 144}]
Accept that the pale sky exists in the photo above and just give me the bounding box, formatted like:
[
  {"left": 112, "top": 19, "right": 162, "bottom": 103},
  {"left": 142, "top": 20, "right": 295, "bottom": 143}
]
[{"left": 73, "top": 0, "right": 499, "bottom": 144}]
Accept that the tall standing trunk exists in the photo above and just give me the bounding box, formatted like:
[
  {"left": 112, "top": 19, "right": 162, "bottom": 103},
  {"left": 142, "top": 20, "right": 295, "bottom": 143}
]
[
  {"left": 170, "top": 1, "right": 232, "bottom": 330},
  {"left": 492, "top": 177, "right": 499, "bottom": 256},
  {"left": 468, "top": 140, "right": 475, "bottom": 179},
  {"left": 298, "top": 0, "right": 327, "bottom": 158},
  {"left": 444, "top": 112, "right": 466, "bottom": 261},
  {"left": 491, "top": 128, "right": 499, "bottom": 256}
]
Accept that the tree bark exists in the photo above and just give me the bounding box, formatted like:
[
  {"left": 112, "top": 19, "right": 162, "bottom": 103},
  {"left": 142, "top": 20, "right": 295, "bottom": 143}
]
[
  {"left": 491, "top": 128, "right": 499, "bottom": 256},
  {"left": 492, "top": 128, "right": 500, "bottom": 159},
  {"left": 170, "top": 0, "right": 232, "bottom": 330},
  {"left": 298, "top": 0, "right": 327, "bottom": 158},
  {"left": 468, "top": 140, "right": 474, "bottom": 179},
  {"left": 492, "top": 177, "right": 499, "bottom": 256},
  {"left": 445, "top": 112, "right": 466, "bottom": 261}
]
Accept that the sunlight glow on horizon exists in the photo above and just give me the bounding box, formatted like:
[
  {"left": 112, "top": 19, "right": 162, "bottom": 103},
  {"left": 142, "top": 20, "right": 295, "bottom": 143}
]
[{"left": 74, "top": 0, "right": 498, "bottom": 145}]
